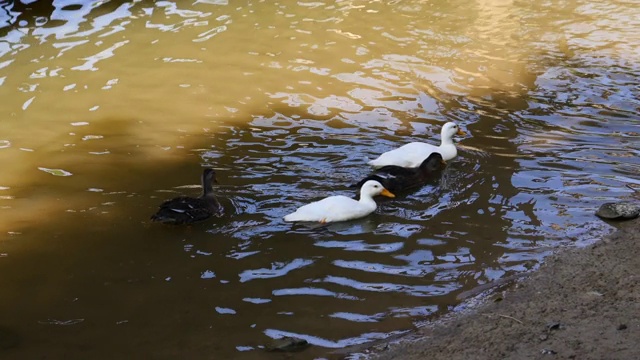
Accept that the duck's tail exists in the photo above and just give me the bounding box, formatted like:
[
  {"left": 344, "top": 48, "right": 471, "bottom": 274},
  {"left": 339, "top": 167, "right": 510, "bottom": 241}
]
[
  {"left": 367, "top": 159, "right": 383, "bottom": 168},
  {"left": 283, "top": 212, "right": 299, "bottom": 222}
]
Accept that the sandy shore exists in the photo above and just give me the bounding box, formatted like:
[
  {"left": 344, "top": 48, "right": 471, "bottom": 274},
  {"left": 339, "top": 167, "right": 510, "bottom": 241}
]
[{"left": 346, "top": 218, "right": 640, "bottom": 360}]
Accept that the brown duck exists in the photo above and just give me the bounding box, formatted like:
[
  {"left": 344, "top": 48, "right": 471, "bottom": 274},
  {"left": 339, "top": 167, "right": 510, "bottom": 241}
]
[{"left": 151, "top": 168, "right": 223, "bottom": 224}]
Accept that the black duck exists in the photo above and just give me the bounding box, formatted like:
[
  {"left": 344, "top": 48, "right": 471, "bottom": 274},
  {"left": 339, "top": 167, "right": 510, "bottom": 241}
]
[
  {"left": 151, "top": 168, "right": 223, "bottom": 224},
  {"left": 354, "top": 152, "right": 445, "bottom": 193}
]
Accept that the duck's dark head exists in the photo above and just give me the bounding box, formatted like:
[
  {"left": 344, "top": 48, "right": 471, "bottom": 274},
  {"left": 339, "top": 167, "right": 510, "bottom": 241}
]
[
  {"left": 202, "top": 168, "right": 218, "bottom": 183},
  {"left": 201, "top": 168, "right": 218, "bottom": 195},
  {"left": 420, "top": 153, "right": 445, "bottom": 172}
]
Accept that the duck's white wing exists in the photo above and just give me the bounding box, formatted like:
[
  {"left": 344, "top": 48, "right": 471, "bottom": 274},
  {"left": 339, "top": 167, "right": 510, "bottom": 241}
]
[
  {"left": 284, "top": 195, "right": 370, "bottom": 223},
  {"left": 368, "top": 142, "right": 440, "bottom": 168}
]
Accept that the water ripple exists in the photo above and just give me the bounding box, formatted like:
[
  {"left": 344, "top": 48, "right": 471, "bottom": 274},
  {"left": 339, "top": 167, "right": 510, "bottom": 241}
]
[{"left": 0, "top": 0, "right": 639, "bottom": 358}]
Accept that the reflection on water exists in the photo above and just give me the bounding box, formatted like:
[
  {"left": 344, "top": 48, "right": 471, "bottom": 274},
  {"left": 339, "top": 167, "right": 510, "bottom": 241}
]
[{"left": 0, "top": 0, "right": 639, "bottom": 358}]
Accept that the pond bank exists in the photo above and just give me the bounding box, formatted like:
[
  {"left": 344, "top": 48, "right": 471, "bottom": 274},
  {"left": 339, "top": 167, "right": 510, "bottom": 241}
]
[{"left": 349, "top": 218, "right": 639, "bottom": 360}]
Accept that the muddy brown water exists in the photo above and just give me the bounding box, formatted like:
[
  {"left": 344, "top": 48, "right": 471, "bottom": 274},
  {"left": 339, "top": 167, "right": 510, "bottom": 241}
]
[{"left": 0, "top": 0, "right": 638, "bottom": 358}]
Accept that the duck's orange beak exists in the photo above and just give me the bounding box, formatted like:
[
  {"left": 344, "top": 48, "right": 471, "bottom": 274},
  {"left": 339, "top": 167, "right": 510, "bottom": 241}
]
[
  {"left": 457, "top": 129, "right": 466, "bottom": 136},
  {"left": 380, "top": 189, "right": 395, "bottom": 198}
]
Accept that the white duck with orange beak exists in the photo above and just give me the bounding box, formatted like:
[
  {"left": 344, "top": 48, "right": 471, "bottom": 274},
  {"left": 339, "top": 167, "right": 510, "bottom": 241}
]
[
  {"left": 368, "top": 122, "right": 466, "bottom": 168},
  {"left": 283, "top": 180, "right": 395, "bottom": 223}
]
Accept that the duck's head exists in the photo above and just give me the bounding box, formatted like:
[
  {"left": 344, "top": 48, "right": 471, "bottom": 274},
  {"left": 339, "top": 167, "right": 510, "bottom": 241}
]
[
  {"left": 420, "top": 152, "right": 445, "bottom": 171},
  {"left": 201, "top": 168, "right": 219, "bottom": 189},
  {"left": 441, "top": 122, "right": 466, "bottom": 140},
  {"left": 203, "top": 168, "right": 218, "bottom": 182},
  {"left": 361, "top": 180, "right": 395, "bottom": 198}
]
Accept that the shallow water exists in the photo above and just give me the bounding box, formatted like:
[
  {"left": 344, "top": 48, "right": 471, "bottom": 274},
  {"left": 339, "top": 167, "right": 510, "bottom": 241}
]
[{"left": 0, "top": 0, "right": 638, "bottom": 358}]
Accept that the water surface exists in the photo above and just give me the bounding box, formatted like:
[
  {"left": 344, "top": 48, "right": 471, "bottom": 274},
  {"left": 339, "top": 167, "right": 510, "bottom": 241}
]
[{"left": 0, "top": 0, "right": 638, "bottom": 358}]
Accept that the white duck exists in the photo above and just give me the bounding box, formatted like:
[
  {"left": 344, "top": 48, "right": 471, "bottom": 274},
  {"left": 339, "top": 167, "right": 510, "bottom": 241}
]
[
  {"left": 283, "top": 180, "right": 395, "bottom": 223},
  {"left": 368, "top": 122, "right": 466, "bottom": 168}
]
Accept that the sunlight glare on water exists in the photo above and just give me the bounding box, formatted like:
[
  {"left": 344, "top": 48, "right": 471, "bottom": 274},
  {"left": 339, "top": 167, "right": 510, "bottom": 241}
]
[{"left": 0, "top": 0, "right": 638, "bottom": 358}]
